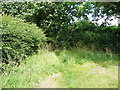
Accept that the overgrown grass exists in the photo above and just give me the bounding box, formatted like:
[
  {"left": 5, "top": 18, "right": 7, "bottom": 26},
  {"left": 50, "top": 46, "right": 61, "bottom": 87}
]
[
  {"left": 0, "top": 48, "right": 119, "bottom": 88},
  {"left": 61, "top": 62, "right": 118, "bottom": 88},
  {"left": 0, "top": 50, "right": 63, "bottom": 88},
  {"left": 55, "top": 48, "right": 119, "bottom": 88}
]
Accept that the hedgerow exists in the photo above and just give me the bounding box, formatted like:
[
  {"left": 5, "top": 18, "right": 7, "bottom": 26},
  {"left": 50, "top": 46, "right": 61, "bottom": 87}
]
[{"left": 1, "top": 15, "right": 46, "bottom": 64}]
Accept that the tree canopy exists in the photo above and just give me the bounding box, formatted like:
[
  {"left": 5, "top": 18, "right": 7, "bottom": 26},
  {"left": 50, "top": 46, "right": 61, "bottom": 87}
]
[{"left": 76, "top": 2, "right": 120, "bottom": 25}]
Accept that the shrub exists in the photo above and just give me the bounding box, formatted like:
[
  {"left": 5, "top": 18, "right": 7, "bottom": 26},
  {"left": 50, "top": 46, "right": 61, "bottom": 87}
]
[
  {"left": 55, "top": 20, "right": 120, "bottom": 54},
  {"left": 1, "top": 15, "right": 46, "bottom": 64},
  {"left": 73, "top": 20, "right": 120, "bottom": 53}
]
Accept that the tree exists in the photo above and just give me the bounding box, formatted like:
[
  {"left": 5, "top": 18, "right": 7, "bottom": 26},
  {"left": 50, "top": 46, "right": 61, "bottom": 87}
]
[
  {"left": 1, "top": 2, "right": 80, "bottom": 36},
  {"left": 76, "top": 2, "right": 120, "bottom": 25}
]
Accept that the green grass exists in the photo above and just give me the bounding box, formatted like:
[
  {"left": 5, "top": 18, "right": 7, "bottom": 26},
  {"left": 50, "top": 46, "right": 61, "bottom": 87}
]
[
  {"left": 55, "top": 48, "right": 119, "bottom": 88},
  {"left": 61, "top": 62, "right": 118, "bottom": 88},
  {"left": 0, "top": 48, "right": 119, "bottom": 88},
  {"left": 0, "top": 50, "right": 63, "bottom": 88}
]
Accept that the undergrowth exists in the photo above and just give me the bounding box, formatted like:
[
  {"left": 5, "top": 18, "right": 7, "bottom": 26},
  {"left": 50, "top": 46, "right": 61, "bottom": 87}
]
[
  {"left": 0, "top": 50, "right": 63, "bottom": 88},
  {"left": 0, "top": 48, "right": 119, "bottom": 88}
]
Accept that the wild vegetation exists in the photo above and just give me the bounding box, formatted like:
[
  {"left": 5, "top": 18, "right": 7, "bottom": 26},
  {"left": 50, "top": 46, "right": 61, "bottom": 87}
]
[
  {"left": 0, "top": 1, "right": 119, "bottom": 88},
  {"left": 0, "top": 49, "right": 119, "bottom": 88},
  {"left": 2, "top": 15, "right": 46, "bottom": 64}
]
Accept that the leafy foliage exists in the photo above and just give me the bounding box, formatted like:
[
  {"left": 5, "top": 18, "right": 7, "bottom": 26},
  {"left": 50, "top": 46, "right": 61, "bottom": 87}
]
[
  {"left": 1, "top": 15, "right": 46, "bottom": 64},
  {"left": 54, "top": 20, "right": 120, "bottom": 54},
  {"left": 0, "top": 2, "right": 119, "bottom": 87},
  {"left": 77, "top": 2, "right": 120, "bottom": 25},
  {"left": 1, "top": 2, "right": 120, "bottom": 64},
  {"left": 72, "top": 20, "right": 120, "bottom": 53},
  {"left": 1, "top": 2, "right": 35, "bottom": 18},
  {"left": 1, "top": 2, "right": 81, "bottom": 44}
]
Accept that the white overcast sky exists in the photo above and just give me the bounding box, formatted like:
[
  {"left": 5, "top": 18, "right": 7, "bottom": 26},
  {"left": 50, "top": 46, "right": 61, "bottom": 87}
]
[{"left": 87, "top": 14, "right": 119, "bottom": 26}]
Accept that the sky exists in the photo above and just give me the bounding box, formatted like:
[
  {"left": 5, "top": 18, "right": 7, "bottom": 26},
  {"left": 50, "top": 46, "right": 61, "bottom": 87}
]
[
  {"left": 98, "top": 17, "right": 119, "bottom": 26},
  {"left": 88, "top": 14, "right": 119, "bottom": 26},
  {"left": 74, "top": 14, "right": 119, "bottom": 26},
  {"left": 81, "top": 2, "right": 119, "bottom": 26}
]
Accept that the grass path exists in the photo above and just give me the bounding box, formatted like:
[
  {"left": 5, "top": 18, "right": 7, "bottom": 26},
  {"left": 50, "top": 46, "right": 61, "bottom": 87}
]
[
  {"left": 38, "top": 73, "right": 67, "bottom": 88},
  {"left": 0, "top": 49, "right": 119, "bottom": 88},
  {"left": 37, "top": 64, "right": 118, "bottom": 88}
]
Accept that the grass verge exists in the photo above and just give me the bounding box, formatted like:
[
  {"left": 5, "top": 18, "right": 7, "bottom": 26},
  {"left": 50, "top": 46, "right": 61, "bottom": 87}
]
[
  {"left": 0, "top": 50, "right": 63, "bottom": 88},
  {"left": 0, "top": 48, "right": 119, "bottom": 88},
  {"left": 56, "top": 48, "right": 119, "bottom": 88}
]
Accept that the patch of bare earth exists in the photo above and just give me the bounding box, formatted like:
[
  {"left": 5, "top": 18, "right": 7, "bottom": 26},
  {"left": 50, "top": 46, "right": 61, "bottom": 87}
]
[{"left": 38, "top": 73, "right": 66, "bottom": 88}]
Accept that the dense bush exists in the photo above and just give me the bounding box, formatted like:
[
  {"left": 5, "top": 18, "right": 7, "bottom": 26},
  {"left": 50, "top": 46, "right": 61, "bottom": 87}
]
[
  {"left": 1, "top": 15, "right": 46, "bottom": 64},
  {"left": 54, "top": 20, "right": 120, "bottom": 54},
  {"left": 1, "top": 2, "right": 35, "bottom": 19},
  {"left": 0, "top": 2, "right": 79, "bottom": 46},
  {"left": 97, "top": 25, "right": 120, "bottom": 53},
  {"left": 51, "top": 20, "right": 97, "bottom": 48},
  {"left": 1, "top": 2, "right": 120, "bottom": 54},
  {"left": 68, "top": 20, "right": 120, "bottom": 53},
  {"left": 1, "top": 2, "right": 78, "bottom": 36}
]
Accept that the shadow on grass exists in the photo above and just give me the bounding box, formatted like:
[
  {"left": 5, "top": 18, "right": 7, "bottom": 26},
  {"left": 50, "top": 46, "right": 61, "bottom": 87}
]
[{"left": 55, "top": 48, "right": 119, "bottom": 68}]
